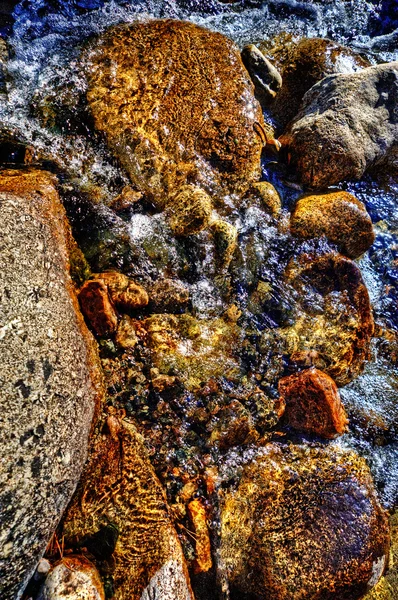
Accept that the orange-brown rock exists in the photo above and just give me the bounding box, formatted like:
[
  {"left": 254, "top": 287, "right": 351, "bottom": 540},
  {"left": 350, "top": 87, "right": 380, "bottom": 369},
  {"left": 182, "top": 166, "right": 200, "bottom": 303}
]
[
  {"left": 84, "top": 19, "right": 265, "bottom": 206},
  {"left": 284, "top": 251, "right": 374, "bottom": 385},
  {"left": 220, "top": 443, "right": 390, "bottom": 600},
  {"left": 62, "top": 414, "right": 194, "bottom": 600},
  {"left": 290, "top": 190, "right": 374, "bottom": 259},
  {"left": 148, "top": 278, "right": 189, "bottom": 314},
  {"left": 115, "top": 314, "right": 138, "bottom": 349},
  {"left": 187, "top": 498, "right": 213, "bottom": 574},
  {"left": 278, "top": 368, "right": 348, "bottom": 438},
  {"left": 79, "top": 279, "right": 118, "bottom": 337},
  {"left": 96, "top": 271, "right": 148, "bottom": 310}
]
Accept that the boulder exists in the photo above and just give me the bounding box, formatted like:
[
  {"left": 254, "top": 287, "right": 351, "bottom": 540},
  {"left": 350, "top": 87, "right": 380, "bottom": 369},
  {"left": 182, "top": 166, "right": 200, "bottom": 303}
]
[
  {"left": 290, "top": 190, "right": 375, "bottom": 259},
  {"left": 262, "top": 36, "right": 369, "bottom": 130},
  {"left": 62, "top": 413, "right": 194, "bottom": 600},
  {"left": 280, "top": 61, "right": 398, "bottom": 188},
  {"left": 283, "top": 251, "right": 374, "bottom": 385},
  {"left": 220, "top": 443, "right": 390, "bottom": 600},
  {"left": 84, "top": 19, "right": 265, "bottom": 205},
  {"left": 0, "top": 169, "right": 103, "bottom": 599},
  {"left": 278, "top": 367, "right": 348, "bottom": 438}
]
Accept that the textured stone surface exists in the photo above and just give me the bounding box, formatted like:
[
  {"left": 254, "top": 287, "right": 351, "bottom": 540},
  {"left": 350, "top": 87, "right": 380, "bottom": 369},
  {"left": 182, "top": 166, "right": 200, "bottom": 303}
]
[
  {"left": 84, "top": 19, "right": 265, "bottom": 205},
  {"left": 95, "top": 271, "right": 148, "bottom": 311},
  {"left": 220, "top": 443, "right": 390, "bottom": 600},
  {"left": 0, "top": 169, "right": 103, "bottom": 600},
  {"left": 38, "top": 556, "right": 105, "bottom": 600},
  {"left": 284, "top": 251, "right": 374, "bottom": 386},
  {"left": 79, "top": 279, "right": 118, "bottom": 337},
  {"left": 290, "top": 190, "right": 375, "bottom": 259},
  {"left": 280, "top": 61, "right": 398, "bottom": 188},
  {"left": 241, "top": 44, "right": 282, "bottom": 105},
  {"left": 62, "top": 414, "right": 194, "bottom": 600},
  {"left": 278, "top": 367, "right": 348, "bottom": 438}
]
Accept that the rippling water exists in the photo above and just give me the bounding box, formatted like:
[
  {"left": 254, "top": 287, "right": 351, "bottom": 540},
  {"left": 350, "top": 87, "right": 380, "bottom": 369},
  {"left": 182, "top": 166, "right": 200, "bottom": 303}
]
[{"left": 2, "top": 0, "right": 398, "bottom": 510}]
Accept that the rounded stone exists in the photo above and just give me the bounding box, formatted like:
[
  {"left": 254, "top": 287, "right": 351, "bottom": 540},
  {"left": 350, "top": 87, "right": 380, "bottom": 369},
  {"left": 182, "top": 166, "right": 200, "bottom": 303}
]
[
  {"left": 220, "top": 443, "right": 390, "bottom": 600},
  {"left": 39, "top": 556, "right": 105, "bottom": 600},
  {"left": 290, "top": 190, "right": 374, "bottom": 259},
  {"left": 167, "top": 185, "right": 212, "bottom": 237}
]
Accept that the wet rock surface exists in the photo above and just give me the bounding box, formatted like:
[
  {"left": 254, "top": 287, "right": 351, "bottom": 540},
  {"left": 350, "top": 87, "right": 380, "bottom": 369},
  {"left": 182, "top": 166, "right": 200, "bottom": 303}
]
[
  {"left": 280, "top": 61, "right": 398, "bottom": 188},
  {"left": 290, "top": 190, "right": 375, "bottom": 259},
  {"left": 220, "top": 443, "right": 390, "bottom": 600},
  {"left": 38, "top": 556, "right": 105, "bottom": 600},
  {"left": 0, "top": 170, "right": 103, "bottom": 600},
  {"left": 84, "top": 19, "right": 265, "bottom": 205}
]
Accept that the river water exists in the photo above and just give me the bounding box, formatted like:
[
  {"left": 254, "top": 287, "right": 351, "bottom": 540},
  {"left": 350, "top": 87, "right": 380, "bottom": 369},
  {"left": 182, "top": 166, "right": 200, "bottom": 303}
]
[{"left": 1, "top": 0, "right": 398, "bottom": 514}]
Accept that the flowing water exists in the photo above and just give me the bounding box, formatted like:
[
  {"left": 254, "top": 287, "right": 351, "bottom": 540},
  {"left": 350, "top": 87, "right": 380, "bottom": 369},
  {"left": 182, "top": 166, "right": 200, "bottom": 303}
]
[{"left": 2, "top": 0, "right": 398, "bottom": 533}]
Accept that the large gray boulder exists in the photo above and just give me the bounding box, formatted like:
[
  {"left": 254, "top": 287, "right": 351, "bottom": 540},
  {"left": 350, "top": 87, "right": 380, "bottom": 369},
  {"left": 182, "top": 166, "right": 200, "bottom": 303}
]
[
  {"left": 0, "top": 169, "right": 103, "bottom": 599},
  {"left": 280, "top": 61, "right": 398, "bottom": 188}
]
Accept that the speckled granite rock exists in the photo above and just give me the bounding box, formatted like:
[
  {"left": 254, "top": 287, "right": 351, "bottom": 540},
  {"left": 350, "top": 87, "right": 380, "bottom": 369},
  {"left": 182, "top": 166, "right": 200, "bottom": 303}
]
[
  {"left": 220, "top": 443, "right": 390, "bottom": 600},
  {"left": 0, "top": 169, "right": 103, "bottom": 600}
]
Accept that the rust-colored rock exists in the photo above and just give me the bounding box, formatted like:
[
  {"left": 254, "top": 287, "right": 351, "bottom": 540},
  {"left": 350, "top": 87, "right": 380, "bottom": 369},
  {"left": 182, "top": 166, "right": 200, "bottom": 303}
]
[
  {"left": 284, "top": 251, "right": 374, "bottom": 385},
  {"left": 220, "top": 443, "right": 390, "bottom": 600},
  {"left": 290, "top": 190, "right": 374, "bottom": 258},
  {"left": 96, "top": 271, "right": 148, "bottom": 310},
  {"left": 79, "top": 279, "right": 118, "bottom": 337},
  {"left": 187, "top": 499, "right": 212, "bottom": 574},
  {"left": 278, "top": 367, "right": 348, "bottom": 438},
  {"left": 84, "top": 19, "right": 264, "bottom": 205}
]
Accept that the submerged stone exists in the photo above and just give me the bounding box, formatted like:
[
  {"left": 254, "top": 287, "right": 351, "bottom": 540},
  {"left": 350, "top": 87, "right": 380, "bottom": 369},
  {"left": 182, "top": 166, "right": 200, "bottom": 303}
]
[
  {"left": 220, "top": 443, "right": 390, "bottom": 600},
  {"left": 38, "top": 556, "right": 105, "bottom": 600},
  {"left": 84, "top": 19, "right": 265, "bottom": 205},
  {"left": 290, "top": 190, "right": 375, "bottom": 259},
  {"left": 0, "top": 169, "right": 103, "bottom": 599}
]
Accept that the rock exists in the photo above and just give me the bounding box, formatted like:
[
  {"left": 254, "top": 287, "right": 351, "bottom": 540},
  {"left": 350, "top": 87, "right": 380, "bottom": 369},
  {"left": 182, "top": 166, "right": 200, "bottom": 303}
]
[
  {"left": 263, "top": 36, "right": 369, "bottom": 130},
  {"left": 280, "top": 61, "right": 398, "bottom": 188},
  {"left": 210, "top": 219, "right": 238, "bottom": 269},
  {"left": 167, "top": 185, "right": 212, "bottom": 237},
  {"left": 95, "top": 271, "right": 149, "bottom": 311},
  {"left": 84, "top": 19, "right": 264, "bottom": 205},
  {"left": 364, "top": 510, "right": 398, "bottom": 599},
  {"left": 0, "top": 169, "right": 103, "bottom": 599},
  {"left": 79, "top": 279, "right": 118, "bottom": 337},
  {"left": 148, "top": 279, "right": 190, "bottom": 314},
  {"left": 278, "top": 367, "right": 348, "bottom": 438},
  {"left": 62, "top": 414, "right": 194, "bottom": 600},
  {"left": 208, "top": 400, "right": 257, "bottom": 450},
  {"left": 220, "top": 443, "right": 390, "bottom": 600},
  {"left": 283, "top": 251, "right": 374, "bottom": 386},
  {"left": 115, "top": 314, "right": 138, "bottom": 350},
  {"left": 109, "top": 186, "right": 142, "bottom": 213},
  {"left": 248, "top": 181, "right": 282, "bottom": 216},
  {"left": 38, "top": 556, "right": 105, "bottom": 600},
  {"left": 241, "top": 44, "right": 282, "bottom": 105},
  {"left": 290, "top": 190, "right": 375, "bottom": 259},
  {"left": 187, "top": 499, "right": 212, "bottom": 574}
]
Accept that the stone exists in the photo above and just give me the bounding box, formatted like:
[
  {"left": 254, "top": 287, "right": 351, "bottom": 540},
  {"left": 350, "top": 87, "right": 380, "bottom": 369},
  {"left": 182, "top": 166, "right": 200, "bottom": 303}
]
[
  {"left": 220, "top": 443, "right": 390, "bottom": 600},
  {"left": 187, "top": 499, "right": 212, "bottom": 574},
  {"left": 248, "top": 181, "right": 282, "bottom": 216},
  {"left": 62, "top": 413, "right": 194, "bottom": 600},
  {"left": 278, "top": 367, "right": 349, "bottom": 438},
  {"left": 262, "top": 36, "right": 369, "bottom": 130},
  {"left": 79, "top": 280, "right": 118, "bottom": 337},
  {"left": 109, "top": 186, "right": 142, "bottom": 213},
  {"left": 280, "top": 61, "right": 398, "bottom": 188},
  {"left": 364, "top": 510, "right": 398, "bottom": 599},
  {"left": 0, "top": 169, "right": 103, "bottom": 599},
  {"left": 84, "top": 19, "right": 265, "bottom": 205},
  {"left": 208, "top": 400, "right": 256, "bottom": 450},
  {"left": 115, "top": 314, "right": 138, "bottom": 350},
  {"left": 148, "top": 279, "right": 189, "bottom": 314},
  {"left": 283, "top": 251, "right": 374, "bottom": 386},
  {"left": 38, "top": 556, "right": 105, "bottom": 600},
  {"left": 241, "top": 44, "right": 282, "bottom": 105},
  {"left": 290, "top": 190, "right": 375, "bottom": 259},
  {"left": 167, "top": 185, "right": 212, "bottom": 237},
  {"left": 96, "top": 271, "right": 149, "bottom": 311},
  {"left": 210, "top": 219, "right": 238, "bottom": 268}
]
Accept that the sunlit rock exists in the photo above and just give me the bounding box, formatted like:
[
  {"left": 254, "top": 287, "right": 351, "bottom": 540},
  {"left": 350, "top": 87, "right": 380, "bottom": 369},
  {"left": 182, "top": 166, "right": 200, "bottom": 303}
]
[
  {"left": 278, "top": 367, "right": 348, "bottom": 438},
  {"left": 280, "top": 61, "right": 398, "bottom": 188},
  {"left": 220, "top": 443, "right": 390, "bottom": 600},
  {"left": 38, "top": 556, "right": 105, "bottom": 600},
  {"left": 83, "top": 19, "right": 265, "bottom": 205},
  {"left": 241, "top": 44, "right": 282, "bottom": 105},
  {"left": 62, "top": 414, "right": 194, "bottom": 600},
  {"left": 79, "top": 279, "right": 118, "bottom": 337},
  {"left": 282, "top": 251, "right": 374, "bottom": 385},
  {"left": 187, "top": 498, "right": 212, "bottom": 574},
  {"left": 290, "top": 190, "right": 375, "bottom": 259},
  {"left": 95, "top": 271, "right": 148, "bottom": 311},
  {"left": 167, "top": 185, "right": 212, "bottom": 237},
  {"left": 248, "top": 180, "right": 282, "bottom": 216},
  {"left": 0, "top": 169, "right": 103, "bottom": 599}
]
